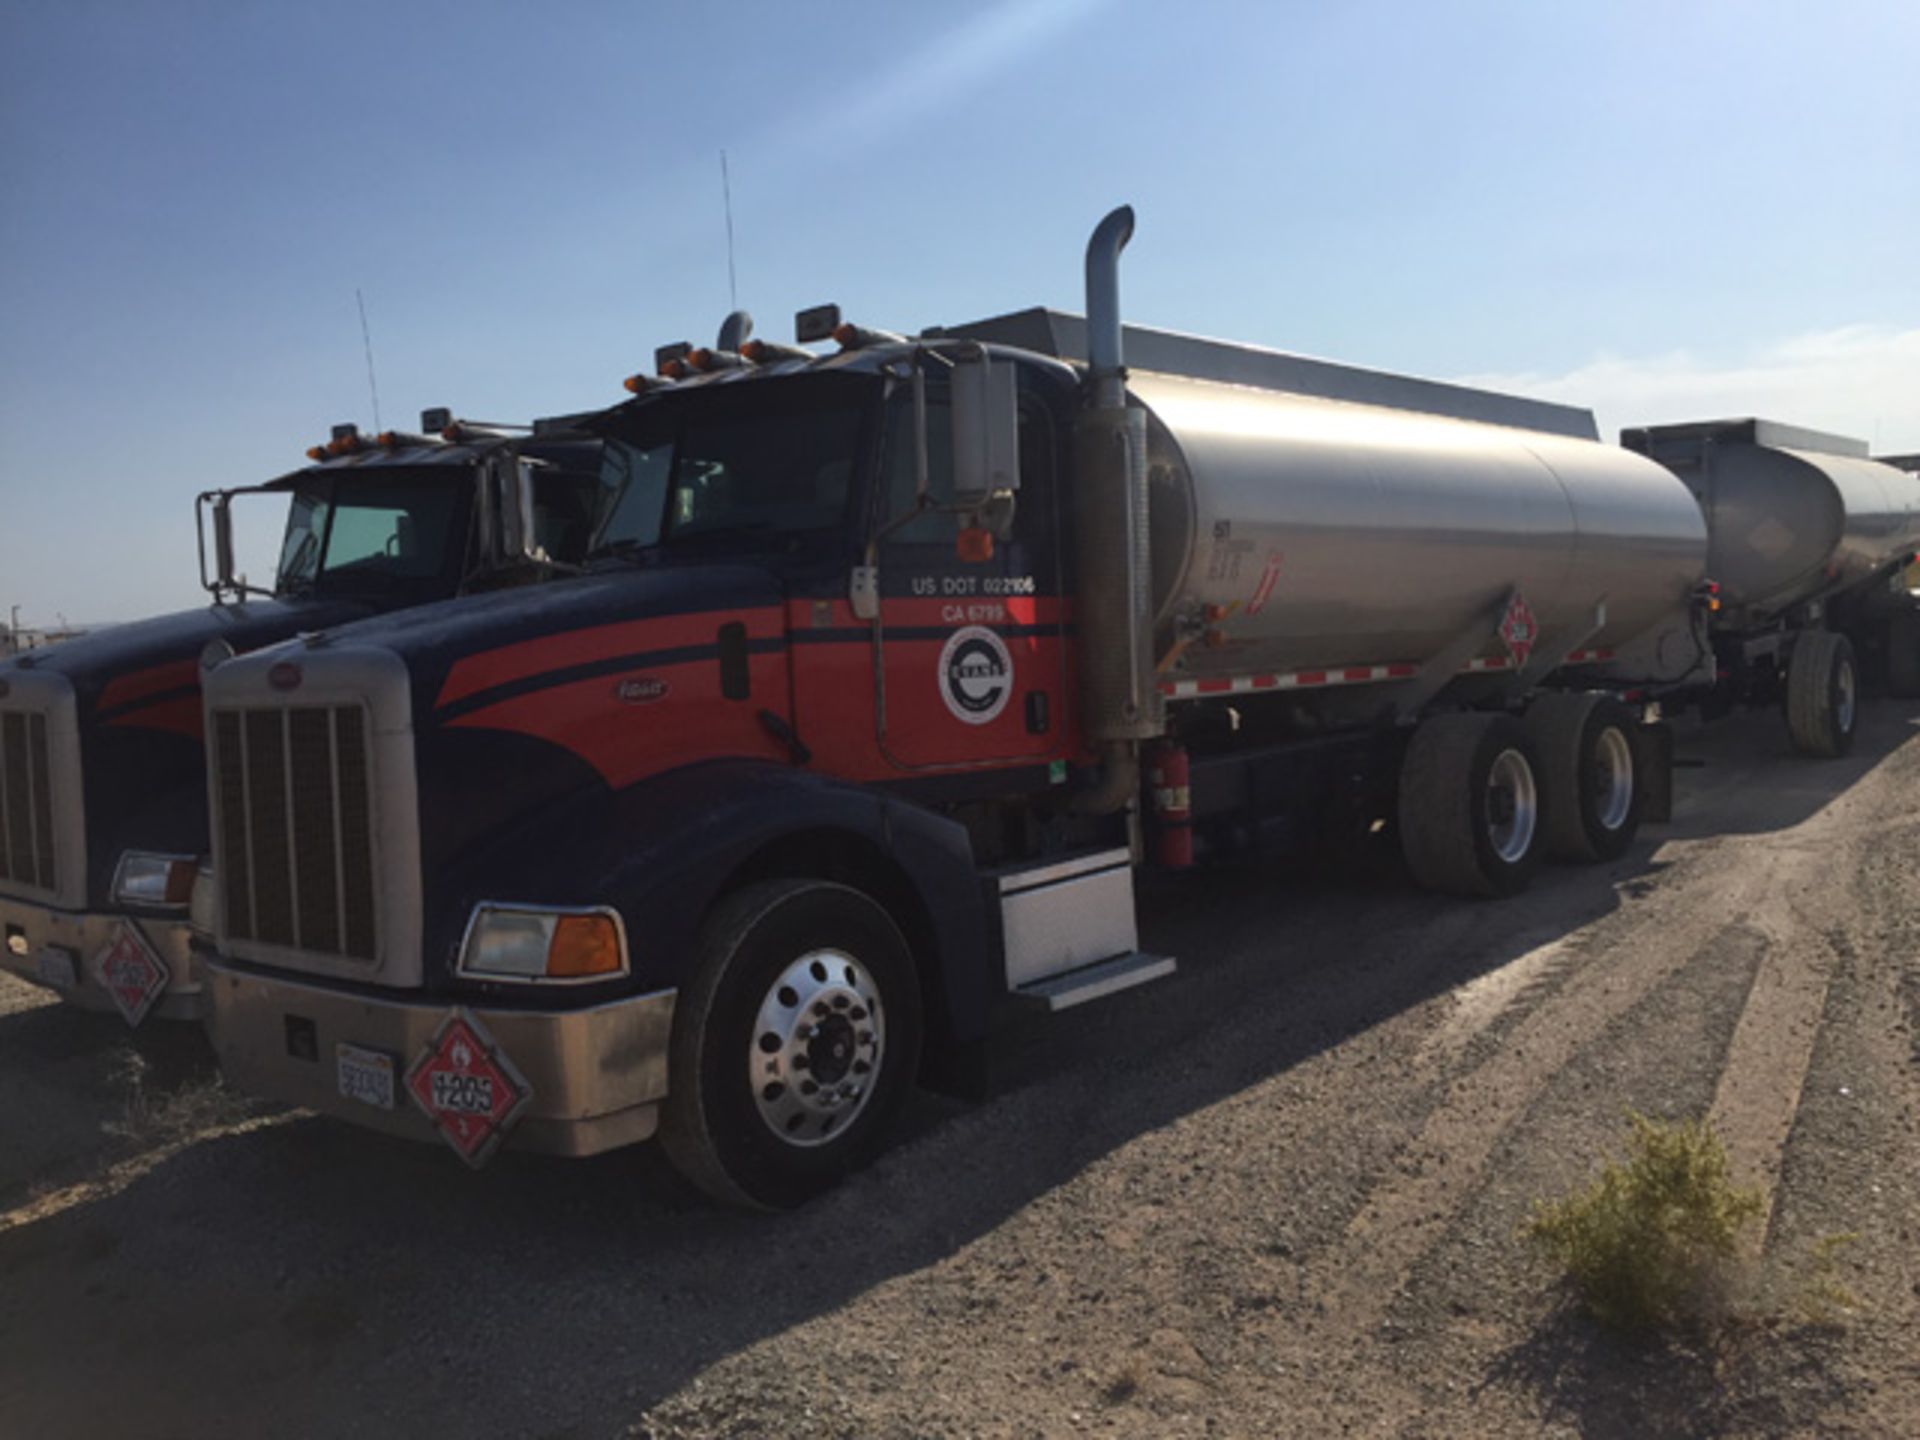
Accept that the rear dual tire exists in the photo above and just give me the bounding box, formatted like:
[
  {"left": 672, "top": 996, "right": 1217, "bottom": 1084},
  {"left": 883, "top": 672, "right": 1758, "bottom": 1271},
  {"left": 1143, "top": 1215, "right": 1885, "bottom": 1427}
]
[
  {"left": 1524, "top": 693, "right": 1643, "bottom": 863},
  {"left": 1399, "top": 714, "right": 1544, "bottom": 898}
]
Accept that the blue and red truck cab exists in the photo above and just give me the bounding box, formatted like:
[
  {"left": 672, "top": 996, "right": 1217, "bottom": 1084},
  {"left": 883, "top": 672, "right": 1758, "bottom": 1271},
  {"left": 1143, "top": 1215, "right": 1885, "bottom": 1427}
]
[
  {"left": 0, "top": 419, "right": 601, "bottom": 1024},
  {"left": 197, "top": 329, "right": 1116, "bottom": 1206}
]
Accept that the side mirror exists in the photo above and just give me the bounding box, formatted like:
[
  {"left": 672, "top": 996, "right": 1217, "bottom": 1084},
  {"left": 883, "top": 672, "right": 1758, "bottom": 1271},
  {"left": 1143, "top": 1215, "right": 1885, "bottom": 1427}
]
[
  {"left": 491, "top": 454, "right": 545, "bottom": 563},
  {"left": 197, "top": 491, "right": 242, "bottom": 599},
  {"left": 212, "top": 495, "right": 238, "bottom": 593},
  {"left": 950, "top": 350, "right": 1020, "bottom": 504}
]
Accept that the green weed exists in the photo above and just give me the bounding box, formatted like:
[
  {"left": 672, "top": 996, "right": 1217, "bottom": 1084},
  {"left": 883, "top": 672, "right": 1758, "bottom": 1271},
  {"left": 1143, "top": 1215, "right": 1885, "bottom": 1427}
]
[{"left": 1527, "top": 1112, "right": 1764, "bottom": 1332}]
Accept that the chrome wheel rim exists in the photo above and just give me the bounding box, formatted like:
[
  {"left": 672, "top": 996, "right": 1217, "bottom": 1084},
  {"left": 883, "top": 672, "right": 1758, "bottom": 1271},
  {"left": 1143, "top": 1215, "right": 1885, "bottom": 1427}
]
[
  {"left": 747, "top": 949, "right": 883, "bottom": 1148},
  {"left": 1836, "top": 657, "right": 1856, "bottom": 734},
  {"left": 1486, "top": 748, "right": 1538, "bottom": 864},
  {"left": 1592, "top": 726, "right": 1635, "bottom": 832}
]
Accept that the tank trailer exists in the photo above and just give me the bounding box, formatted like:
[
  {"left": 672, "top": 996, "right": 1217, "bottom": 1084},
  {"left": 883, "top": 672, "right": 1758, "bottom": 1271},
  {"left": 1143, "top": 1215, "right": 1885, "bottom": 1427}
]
[
  {"left": 1622, "top": 419, "right": 1920, "bottom": 741},
  {"left": 0, "top": 418, "right": 602, "bottom": 1024}
]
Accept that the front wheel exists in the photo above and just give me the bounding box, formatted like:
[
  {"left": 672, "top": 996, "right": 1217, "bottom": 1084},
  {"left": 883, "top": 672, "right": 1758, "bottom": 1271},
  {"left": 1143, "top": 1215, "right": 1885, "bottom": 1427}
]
[
  {"left": 660, "top": 879, "right": 923, "bottom": 1210},
  {"left": 1398, "top": 713, "right": 1544, "bottom": 899}
]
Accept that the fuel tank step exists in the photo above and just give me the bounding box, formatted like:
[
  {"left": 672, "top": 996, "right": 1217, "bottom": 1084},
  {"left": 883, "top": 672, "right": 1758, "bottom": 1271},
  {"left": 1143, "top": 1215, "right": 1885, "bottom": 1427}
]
[{"left": 1013, "top": 950, "right": 1177, "bottom": 1012}]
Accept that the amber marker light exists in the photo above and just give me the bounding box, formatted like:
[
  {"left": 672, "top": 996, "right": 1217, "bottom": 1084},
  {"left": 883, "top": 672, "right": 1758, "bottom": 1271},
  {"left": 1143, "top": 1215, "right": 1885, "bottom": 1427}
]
[
  {"left": 955, "top": 526, "right": 995, "bottom": 564},
  {"left": 546, "top": 914, "right": 624, "bottom": 979},
  {"left": 741, "top": 339, "right": 812, "bottom": 364}
]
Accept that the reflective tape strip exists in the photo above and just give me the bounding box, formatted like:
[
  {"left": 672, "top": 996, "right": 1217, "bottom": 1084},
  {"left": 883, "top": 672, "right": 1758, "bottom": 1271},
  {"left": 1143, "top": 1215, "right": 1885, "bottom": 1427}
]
[
  {"left": 1160, "top": 645, "right": 1620, "bottom": 701},
  {"left": 1159, "top": 662, "right": 1418, "bottom": 701}
]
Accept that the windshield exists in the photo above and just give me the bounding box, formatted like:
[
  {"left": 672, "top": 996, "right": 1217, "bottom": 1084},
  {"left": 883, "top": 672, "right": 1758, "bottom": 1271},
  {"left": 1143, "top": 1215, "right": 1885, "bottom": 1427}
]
[
  {"left": 591, "top": 373, "right": 874, "bottom": 559},
  {"left": 275, "top": 474, "right": 468, "bottom": 597}
]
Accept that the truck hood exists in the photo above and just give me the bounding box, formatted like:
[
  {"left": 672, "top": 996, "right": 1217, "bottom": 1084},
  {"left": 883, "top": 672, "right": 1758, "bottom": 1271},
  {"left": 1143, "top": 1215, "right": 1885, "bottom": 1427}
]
[
  {"left": 2, "top": 596, "right": 375, "bottom": 720},
  {"left": 0, "top": 595, "right": 373, "bottom": 907}
]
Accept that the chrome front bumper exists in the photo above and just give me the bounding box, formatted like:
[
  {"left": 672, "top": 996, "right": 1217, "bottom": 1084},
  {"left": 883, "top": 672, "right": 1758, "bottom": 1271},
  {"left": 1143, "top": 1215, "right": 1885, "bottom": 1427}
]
[
  {"left": 201, "top": 960, "right": 675, "bottom": 1159},
  {"left": 0, "top": 894, "right": 201, "bottom": 1022}
]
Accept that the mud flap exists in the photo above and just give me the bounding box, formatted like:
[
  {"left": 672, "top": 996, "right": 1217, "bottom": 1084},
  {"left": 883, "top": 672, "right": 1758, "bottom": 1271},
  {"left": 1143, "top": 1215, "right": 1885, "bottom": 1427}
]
[{"left": 1635, "top": 720, "right": 1675, "bottom": 824}]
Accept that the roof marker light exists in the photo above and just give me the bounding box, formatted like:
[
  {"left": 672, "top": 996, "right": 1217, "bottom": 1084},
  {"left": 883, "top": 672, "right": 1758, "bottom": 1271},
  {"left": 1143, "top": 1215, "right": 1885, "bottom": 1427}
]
[
  {"left": 654, "top": 341, "right": 692, "bottom": 377},
  {"left": 832, "top": 321, "right": 906, "bottom": 350},
  {"left": 687, "top": 347, "right": 745, "bottom": 372},
  {"left": 741, "top": 339, "right": 812, "bottom": 365}
]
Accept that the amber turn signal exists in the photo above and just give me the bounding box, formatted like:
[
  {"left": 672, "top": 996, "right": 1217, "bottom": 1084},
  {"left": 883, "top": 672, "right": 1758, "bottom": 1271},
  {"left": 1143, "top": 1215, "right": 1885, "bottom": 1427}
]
[{"left": 546, "top": 914, "right": 624, "bottom": 978}]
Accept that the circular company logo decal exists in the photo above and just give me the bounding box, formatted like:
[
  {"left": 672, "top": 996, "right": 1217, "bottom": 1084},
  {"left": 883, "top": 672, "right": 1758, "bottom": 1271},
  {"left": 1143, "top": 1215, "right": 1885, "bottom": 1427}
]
[{"left": 938, "top": 626, "right": 1013, "bottom": 726}]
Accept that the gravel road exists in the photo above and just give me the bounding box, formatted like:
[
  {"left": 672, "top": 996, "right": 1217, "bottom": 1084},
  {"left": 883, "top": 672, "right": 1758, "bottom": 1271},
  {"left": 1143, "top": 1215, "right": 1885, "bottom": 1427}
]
[{"left": 2, "top": 700, "right": 1916, "bottom": 1439}]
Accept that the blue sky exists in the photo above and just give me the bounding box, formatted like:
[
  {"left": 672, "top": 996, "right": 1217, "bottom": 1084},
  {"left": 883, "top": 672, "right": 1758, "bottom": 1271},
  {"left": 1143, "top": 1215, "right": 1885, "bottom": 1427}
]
[{"left": 3, "top": 0, "right": 1916, "bottom": 626}]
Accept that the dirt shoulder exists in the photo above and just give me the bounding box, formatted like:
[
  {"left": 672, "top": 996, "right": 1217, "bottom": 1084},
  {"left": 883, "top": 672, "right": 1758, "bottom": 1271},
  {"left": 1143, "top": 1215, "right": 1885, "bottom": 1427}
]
[{"left": 2, "top": 701, "right": 1916, "bottom": 1439}]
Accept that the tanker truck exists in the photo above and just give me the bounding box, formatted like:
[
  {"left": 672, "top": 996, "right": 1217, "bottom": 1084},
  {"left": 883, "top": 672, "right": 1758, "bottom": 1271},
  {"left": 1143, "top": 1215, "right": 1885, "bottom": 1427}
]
[
  {"left": 194, "top": 206, "right": 1711, "bottom": 1206},
  {"left": 0, "top": 417, "right": 603, "bottom": 1025},
  {"left": 1624, "top": 418, "right": 1920, "bottom": 747}
]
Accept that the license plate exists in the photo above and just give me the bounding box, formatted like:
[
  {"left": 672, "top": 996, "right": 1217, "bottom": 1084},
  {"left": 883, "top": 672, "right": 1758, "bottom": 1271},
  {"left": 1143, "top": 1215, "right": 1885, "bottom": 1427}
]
[
  {"left": 36, "top": 946, "right": 77, "bottom": 991},
  {"left": 336, "top": 1043, "right": 396, "bottom": 1110}
]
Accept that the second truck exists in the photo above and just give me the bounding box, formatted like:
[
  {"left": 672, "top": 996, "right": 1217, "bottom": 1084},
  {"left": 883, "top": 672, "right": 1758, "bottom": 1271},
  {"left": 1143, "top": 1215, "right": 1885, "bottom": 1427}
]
[{"left": 0, "top": 419, "right": 601, "bottom": 1023}]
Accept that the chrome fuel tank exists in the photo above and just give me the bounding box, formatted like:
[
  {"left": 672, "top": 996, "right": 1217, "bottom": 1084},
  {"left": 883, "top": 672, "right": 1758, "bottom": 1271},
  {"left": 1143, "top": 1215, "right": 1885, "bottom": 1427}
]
[
  {"left": 1624, "top": 419, "right": 1920, "bottom": 625},
  {"left": 1134, "top": 372, "right": 1709, "bottom": 680}
]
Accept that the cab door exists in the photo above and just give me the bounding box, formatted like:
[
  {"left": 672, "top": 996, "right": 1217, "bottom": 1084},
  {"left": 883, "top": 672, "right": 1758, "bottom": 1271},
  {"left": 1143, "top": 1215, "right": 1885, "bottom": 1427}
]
[{"left": 869, "top": 369, "right": 1074, "bottom": 774}]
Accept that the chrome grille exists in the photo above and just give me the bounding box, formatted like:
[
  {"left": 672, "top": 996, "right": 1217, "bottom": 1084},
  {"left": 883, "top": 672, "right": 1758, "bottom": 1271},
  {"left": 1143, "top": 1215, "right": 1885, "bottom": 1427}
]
[
  {"left": 0, "top": 707, "right": 58, "bottom": 894},
  {"left": 213, "top": 705, "right": 377, "bottom": 961}
]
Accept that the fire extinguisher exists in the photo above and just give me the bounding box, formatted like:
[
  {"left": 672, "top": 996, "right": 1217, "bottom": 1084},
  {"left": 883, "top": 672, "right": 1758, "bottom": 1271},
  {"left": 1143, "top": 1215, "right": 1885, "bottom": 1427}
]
[{"left": 1145, "top": 741, "right": 1193, "bottom": 869}]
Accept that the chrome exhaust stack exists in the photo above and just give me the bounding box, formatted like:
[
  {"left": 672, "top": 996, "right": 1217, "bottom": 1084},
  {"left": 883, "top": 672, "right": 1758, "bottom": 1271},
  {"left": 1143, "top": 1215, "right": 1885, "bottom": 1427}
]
[{"left": 1073, "top": 205, "right": 1163, "bottom": 815}]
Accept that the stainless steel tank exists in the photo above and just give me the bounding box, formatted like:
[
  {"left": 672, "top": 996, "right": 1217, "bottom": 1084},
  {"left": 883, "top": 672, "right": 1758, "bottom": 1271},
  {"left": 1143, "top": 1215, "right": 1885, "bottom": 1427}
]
[
  {"left": 1133, "top": 372, "right": 1709, "bottom": 681},
  {"left": 938, "top": 308, "right": 1711, "bottom": 691},
  {"left": 1624, "top": 419, "right": 1920, "bottom": 625}
]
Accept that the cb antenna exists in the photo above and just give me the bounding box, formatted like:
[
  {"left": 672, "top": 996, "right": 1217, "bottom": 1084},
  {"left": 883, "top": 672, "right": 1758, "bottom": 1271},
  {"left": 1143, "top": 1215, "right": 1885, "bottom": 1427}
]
[
  {"left": 720, "top": 150, "right": 738, "bottom": 311},
  {"left": 356, "top": 287, "right": 383, "bottom": 433}
]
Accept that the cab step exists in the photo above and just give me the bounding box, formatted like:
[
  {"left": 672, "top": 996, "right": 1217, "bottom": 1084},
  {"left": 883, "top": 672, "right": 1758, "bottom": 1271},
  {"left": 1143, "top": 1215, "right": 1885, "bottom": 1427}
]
[{"left": 1014, "top": 950, "right": 1177, "bottom": 1012}]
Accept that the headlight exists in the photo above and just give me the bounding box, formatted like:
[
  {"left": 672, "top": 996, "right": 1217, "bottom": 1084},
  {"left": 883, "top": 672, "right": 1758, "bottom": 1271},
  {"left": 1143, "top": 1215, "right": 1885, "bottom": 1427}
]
[
  {"left": 113, "top": 852, "right": 200, "bottom": 910},
  {"left": 457, "top": 904, "right": 627, "bottom": 983}
]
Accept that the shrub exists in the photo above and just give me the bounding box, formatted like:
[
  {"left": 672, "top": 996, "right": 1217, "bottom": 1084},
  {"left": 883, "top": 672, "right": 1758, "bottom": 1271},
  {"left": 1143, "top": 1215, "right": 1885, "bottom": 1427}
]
[{"left": 1527, "top": 1112, "right": 1764, "bottom": 1332}]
